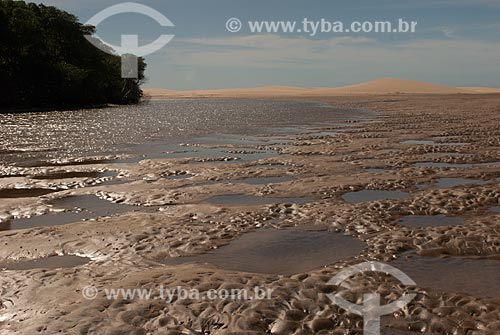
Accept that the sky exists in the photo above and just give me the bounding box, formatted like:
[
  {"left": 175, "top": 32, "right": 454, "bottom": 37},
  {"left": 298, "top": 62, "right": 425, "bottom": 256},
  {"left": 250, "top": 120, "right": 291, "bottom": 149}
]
[{"left": 32, "top": 0, "right": 500, "bottom": 89}]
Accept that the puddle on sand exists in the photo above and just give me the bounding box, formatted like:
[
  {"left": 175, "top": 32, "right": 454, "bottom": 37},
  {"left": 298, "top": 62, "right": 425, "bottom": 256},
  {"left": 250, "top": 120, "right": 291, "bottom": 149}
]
[
  {"left": 0, "top": 188, "right": 59, "bottom": 198},
  {"left": 490, "top": 206, "right": 500, "bottom": 213},
  {"left": 250, "top": 164, "right": 289, "bottom": 169},
  {"left": 398, "top": 215, "right": 464, "bottom": 228},
  {"left": 418, "top": 177, "right": 485, "bottom": 190},
  {"left": 342, "top": 190, "right": 410, "bottom": 204},
  {"left": 401, "top": 140, "right": 465, "bottom": 146},
  {"left": 0, "top": 195, "right": 145, "bottom": 231},
  {"left": 31, "top": 171, "right": 117, "bottom": 180},
  {"left": 228, "top": 177, "right": 293, "bottom": 185},
  {"left": 182, "top": 147, "right": 278, "bottom": 162},
  {"left": 23, "top": 158, "right": 117, "bottom": 168},
  {"left": 401, "top": 140, "right": 436, "bottom": 145},
  {"left": 164, "top": 227, "right": 366, "bottom": 275},
  {"left": 415, "top": 162, "right": 473, "bottom": 168},
  {"left": 391, "top": 254, "right": 500, "bottom": 299},
  {"left": 202, "top": 177, "right": 293, "bottom": 186},
  {"left": 203, "top": 194, "right": 312, "bottom": 206},
  {"left": 165, "top": 174, "right": 194, "bottom": 180},
  {"left": 1, "top": 255, "right": 90, "bottom": 271},
  {"left": 435, "top": 178, "right": 484, "bottom": 188},
  {"left": 415, "top": 161, "right": 500, "bottom": 168}
]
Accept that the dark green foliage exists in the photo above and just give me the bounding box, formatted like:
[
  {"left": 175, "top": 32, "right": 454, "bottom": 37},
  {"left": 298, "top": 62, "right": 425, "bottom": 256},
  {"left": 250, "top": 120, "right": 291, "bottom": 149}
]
[{"left": 0, "top": 0, "right": 146, "bottom": 109}]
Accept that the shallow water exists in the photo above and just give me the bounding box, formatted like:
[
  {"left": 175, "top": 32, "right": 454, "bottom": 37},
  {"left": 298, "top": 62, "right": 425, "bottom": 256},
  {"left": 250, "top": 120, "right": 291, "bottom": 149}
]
[
  {"left": 153, "top": 144, "right": 278, "bottom": 162},
  {"left": 0, "top": 195, "right": 145, "bottom": 231},
  {"left": 415, "top": 162, "right": 474, "bottom": 168},
  {"left": 166, "top": 174, "right": 194, "bottom": 180},
  {"left": 249, "top": 164, "right": 290, "bottom": 169},
  {"left": 1, "top": 255, "right": 90, "bottom": 271},
  {"left": 0, "top": 188, "right": 59, "bottom": 198},
  {"left": 398, "top": 215, "right": 464, "bottom": 228},
  {"left": 203, "top": 194, "right": 313, "bottom": 206},
  {"left": 196, "top": 177, "right": 293, "bottom": 187},
  {"left": 228, "top": 177, "right": 293, "bottom": 185},
  {"left": 0, "top": 100, "right": 364, "bottom": 166},
  {"left": 342, "top": 190, "right": 410, "bottom": 204},
  {"left": 415, "top": 161, "right": 500, "bottom": 168},
  {"left": 401, "top": 140, "right": 465, "bottom": 146},
  {"left": 401, "top": 140, "right": 436, "bottom": 145},
  {"left": 435, "top": 178, "right": 483, "bottom": 188},
  {"left": 391, "top": 254, "right": 500, "bottom": 299},
  {"left": 164, "top": 227, "right": 366, "bottom": 275},
  {"left": 31, "top": 171, "right": 117, "bottom": 180},
  {"left": 490, "top": 206, "right": 500, "bottom": 213}
]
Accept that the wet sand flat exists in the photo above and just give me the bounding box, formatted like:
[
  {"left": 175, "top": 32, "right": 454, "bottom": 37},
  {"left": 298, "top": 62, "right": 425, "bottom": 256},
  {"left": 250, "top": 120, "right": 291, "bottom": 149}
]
[{"left": 0, "top": 94, "right": 499, "bottom": 335}]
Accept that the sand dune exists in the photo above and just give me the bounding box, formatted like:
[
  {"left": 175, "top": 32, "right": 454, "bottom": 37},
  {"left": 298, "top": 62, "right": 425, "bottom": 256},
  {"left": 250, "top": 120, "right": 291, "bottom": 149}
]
[
  {"left": 144, "top": 78, "right": 499, "bottom": 98},
  {"left": 458, "top": 87, "right": 500, "bottom": 93},
  {"left": 324, "top": 78, "right": 473, "bottom": 94}
]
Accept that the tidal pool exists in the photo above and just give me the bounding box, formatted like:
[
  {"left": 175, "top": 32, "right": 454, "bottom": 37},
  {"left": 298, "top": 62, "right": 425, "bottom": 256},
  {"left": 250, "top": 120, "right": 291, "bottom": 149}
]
[
  {"left": 203, "top": 194, "right": 313, "bottom": 206},
  {"left": 415, "top": 162, "right": 500, "bottom": 168},
  {"left": 0, "top": 188, "right": 59, "bottom": 198},
  {"left": 391, "top": 254, "right": 500, "bottom": 299},
  {"left": 31, "top": 171, "right": 117, "bottom": 180},
  {"left": 490, "top": 207, "right": 500, "bottom": 213},
  {"left": 435, "top": 178, "right": 483, "bottom": 188},
  {"left": 164, "top": 227, "right": 366, "bottom": 275},
  {"left": 0, "top": 195, "right": 147, "bottom": 231},
  {"left": 401, "top": 140, "right": 465, "bottom": 146},
  {"left": 1, "top": 255, "right": 90, "bottom": 271}
]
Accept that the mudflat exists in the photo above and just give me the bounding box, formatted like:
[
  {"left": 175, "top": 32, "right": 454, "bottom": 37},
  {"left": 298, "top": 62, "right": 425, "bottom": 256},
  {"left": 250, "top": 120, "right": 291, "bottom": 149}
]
[{"left": 0, "top": 94, "right": 499, "bottom": 334}]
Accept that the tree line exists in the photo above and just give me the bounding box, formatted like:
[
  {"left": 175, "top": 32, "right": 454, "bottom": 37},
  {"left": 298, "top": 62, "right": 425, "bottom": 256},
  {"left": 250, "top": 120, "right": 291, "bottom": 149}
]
[{"left": 0, "top": 0, "right": 146, "bottom": 110}]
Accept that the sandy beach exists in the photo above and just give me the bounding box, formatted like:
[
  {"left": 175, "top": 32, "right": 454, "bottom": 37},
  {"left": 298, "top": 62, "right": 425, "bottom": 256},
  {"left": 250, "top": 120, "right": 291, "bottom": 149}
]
[{"left": 0, "top": 93, "right": 499, "bottom": 334}]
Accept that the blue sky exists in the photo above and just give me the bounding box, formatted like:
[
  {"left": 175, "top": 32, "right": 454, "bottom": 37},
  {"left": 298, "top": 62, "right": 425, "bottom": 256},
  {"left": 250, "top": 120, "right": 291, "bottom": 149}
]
[{"left": 33, "top": 0, "right": 500, "bottom": 89}]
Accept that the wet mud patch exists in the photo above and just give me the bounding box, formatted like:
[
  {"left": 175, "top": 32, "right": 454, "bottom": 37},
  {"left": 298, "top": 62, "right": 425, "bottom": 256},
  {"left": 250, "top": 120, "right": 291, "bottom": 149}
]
[
  {"left": 398, "top": 215, "right": 464, "bottom": 228},
  {"left": 228, "top": 177, "right": 293, "bottom": 185},
  {"left": 417, "top": 177, "right": 485, "bottom": 190},
  {"left": 1, "top": 195, "right": 147, "bottom": 230},
  {"left": 365, "top": 168, "right": 390, "bottom": 173},
  {"left": 1, "top": 255, "right": 90, "bottom": 271},
  {"left": 342, "top": 190, "right": 410, "bottom": 204},
  {"left": 434, "top": 178, "right": 484, "bottom": 188},
  {"left": 490, "top": 206, "right": 500, "bottom": 213},
  {"left": 202, "top": 194, "right": 313, "bottom": 206},
  {"left": 195, "top": 177, "right": 293, "bottom": 187},
  {"left": 415, "top": 162, "right": 474, "bottom": 168},
  {"left": 31, "top": 171, "right": 117, "bottom": 180},
  {"left": 0, "top": 188, "right": 59, "bottom": 198},
  {"left": 249, "top": 163, "right": 290, "bottom": 169},
  {"left": 164, "top": 173, "right": 194, "bottom": 180},
  {"left": 391, "top": 253, "right": 500, "bottom": 299},
  {"left": 21, "top": 158, "right": 118, "bottom": 168},
  {"left": 415, "top": 161, "right": 500, "bottom": 168},
  {"left": 401, "top": 140, "right": 465, "bottom": 146},
  {"left": 163, "top": 226, "right": 366, "bottom": 275}
]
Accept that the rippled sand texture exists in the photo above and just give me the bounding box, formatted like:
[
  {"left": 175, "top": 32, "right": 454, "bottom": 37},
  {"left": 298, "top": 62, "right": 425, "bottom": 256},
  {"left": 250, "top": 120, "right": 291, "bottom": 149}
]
[{"left": 0, "top": 94, "right": 499, "bottom": 334}]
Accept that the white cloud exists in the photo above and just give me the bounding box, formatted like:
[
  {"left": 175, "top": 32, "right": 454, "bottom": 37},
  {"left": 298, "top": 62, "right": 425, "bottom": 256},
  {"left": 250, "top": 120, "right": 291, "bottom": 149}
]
[{"left": 157, "top": 34, "right": 500, "bottom": 73}]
